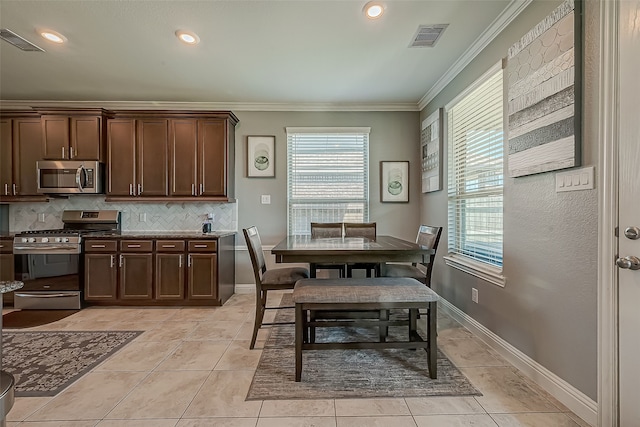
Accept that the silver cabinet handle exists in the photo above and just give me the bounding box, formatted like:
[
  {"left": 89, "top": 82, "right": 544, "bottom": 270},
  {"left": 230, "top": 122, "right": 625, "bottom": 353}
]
[
  {"left": 110, "top": 254, "right": 114, "bottom": 268},
  {"left": 179, "top": 254, "right": 183, "bottom": 268},
  {"left": 12, "top": 183, "right": 16, "bottom": 195},
  {"left": 70, "top": 146, "right": 74, "bottom": 158},
  {"left": 199, "top": 183, "right": 203, "bottom": 195},
  {"left": 194, "top": 244, "right": 207, "bottom": 248},
  {"left": 188, "top": 254, "right": 192, "bottom": 267},
  {"left": 162, "top": 244, "right": 175, "bottom": 248},
  {"left": 3, "top": 183, "right": 7, "bottom": 195},
  {"left": 91, "top": 244, "right": 106, "bottom": 248},
  {"left": 129, "top": 183, "right": 134, "bottom": 196},
  {"left": 191, "top": 183, "right": 195, "bottom": 196},
  {"left": 62, "top": 146, "right": 65, "bottom": 158},
  {"left": 127, "top": 244, "right": 141, "bottom": 248},
  {"left": 616, "top": 256, "right": 640, "bottom": 270},
  {"left": 138, "top": 183, "right": 142, "bottom": 195},
  {"left": 119, "top": 254, "right": 123, "bottom": 267}
]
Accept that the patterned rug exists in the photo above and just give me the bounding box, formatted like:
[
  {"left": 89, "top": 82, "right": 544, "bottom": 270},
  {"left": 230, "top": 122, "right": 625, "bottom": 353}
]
[
  {"left": 246, "top": 295, "right": 481, "bottom": 400},
  {"left": 2, "top": 331, "right": 142, "bottom": 397}
]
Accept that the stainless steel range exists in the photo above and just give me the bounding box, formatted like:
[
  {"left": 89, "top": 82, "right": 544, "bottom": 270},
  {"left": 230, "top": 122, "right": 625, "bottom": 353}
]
[{"left": 12, "top": 210, "right": 121, "bottom": 309}]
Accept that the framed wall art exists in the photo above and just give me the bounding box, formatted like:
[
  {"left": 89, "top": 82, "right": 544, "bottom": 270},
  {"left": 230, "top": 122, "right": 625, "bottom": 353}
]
[
  {"left": 380, "top": 161, "right": 409, "bottom": 203},
  {"left": 506, "top": 0, "right": 581, "bottom": 177},
  {"left": 420, "top": 108, "right": 443, "bottom": 193},
  {"left": 247, "top": 135, "right": 275, "bottom": 178}
]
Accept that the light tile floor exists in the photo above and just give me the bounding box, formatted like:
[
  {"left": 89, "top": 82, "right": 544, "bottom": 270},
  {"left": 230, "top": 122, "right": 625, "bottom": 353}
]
[{"left": 3, "top": 292, "right": 592, "bottom": 427}]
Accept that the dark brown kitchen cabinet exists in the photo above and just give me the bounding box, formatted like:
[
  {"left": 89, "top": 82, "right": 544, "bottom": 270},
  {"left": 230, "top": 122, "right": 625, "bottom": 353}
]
[
  {"left": 107, "top": 118, "right": 169, "bottom": 198},
  {"left": 84, "top": 253, "right": 118, "bottom": 300},
  {"left": 0, "top": 113, "right": 47, "bottom": 201},
  {"left": 170, "top": 119, "right": 229, "bottom": 198},
  {"left": 188, "top": 253, "right": 218, "bottom": 300},
  {"left": 84, "top": 240, "right": 118, "bottom": 301},
  {"left": 38, "top": 108, "right": 108, "bottom": 161},
  {"left": 106, "top": 110, "right": 237, "bottom": 202},
  {"left": 1, "top": 239, "right": 15, "bottom": 306},
  {"left": 155, "top": 240, "right": 185, "bottom": 300},
  {"left": 119, "top": 253, "right": 153, "bottom": 299}
]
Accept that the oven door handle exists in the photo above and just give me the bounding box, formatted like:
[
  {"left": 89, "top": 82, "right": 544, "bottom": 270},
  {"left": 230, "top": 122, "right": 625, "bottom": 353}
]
[
  {"left": 13, "top": 245, "right": 76, "bottom": 250},
  {"left": 14, "top": 293, "right": 74, "bottom": 298},
  {"left": 76, "top": 165, "right": 86, "bottom": 192}
]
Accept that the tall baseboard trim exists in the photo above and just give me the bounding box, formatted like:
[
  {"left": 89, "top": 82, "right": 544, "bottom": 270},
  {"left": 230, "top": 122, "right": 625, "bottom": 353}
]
[{"left": 439, "top": 298, "right": 597, "bottom": 427}]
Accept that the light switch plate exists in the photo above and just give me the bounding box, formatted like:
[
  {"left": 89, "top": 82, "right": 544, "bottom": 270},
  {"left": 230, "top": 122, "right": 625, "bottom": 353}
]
[
  {"left": 556, "top": 166, "right": 595, "bottom": 192},
  {"left": 37, "top": 213, "right": 45, "bottom": 223},
  {"left": 139, "top": 213, "right": 147, "bottom": 222},
  {"left": 261, "top": 195, "right": 271, "bottom": 204}
]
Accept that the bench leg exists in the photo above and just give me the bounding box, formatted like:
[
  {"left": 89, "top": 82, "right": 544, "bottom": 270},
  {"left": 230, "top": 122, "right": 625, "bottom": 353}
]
[
  {"left": 427, "top": 301, "right": 437, "bottom": 379},
  {"left": 295, "top": 304, "right": 304, "bottom": 382},
  {"left": 379, "top": 309, "right": 388, "bottom": 342}
]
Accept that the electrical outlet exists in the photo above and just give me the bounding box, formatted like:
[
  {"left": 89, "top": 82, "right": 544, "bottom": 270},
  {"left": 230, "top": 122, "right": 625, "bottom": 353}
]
[
  {"left": 472, "top": 288, "right": 479, "bottom": 303},
  {"left": 37, "top": 213, "right": 46, "bottom": 223},
  {"left": 139, "top": 213, "right": 147, "bottom": 222},
  {"left": 261, "top": 195, "right": 271, "bottom": 204}
]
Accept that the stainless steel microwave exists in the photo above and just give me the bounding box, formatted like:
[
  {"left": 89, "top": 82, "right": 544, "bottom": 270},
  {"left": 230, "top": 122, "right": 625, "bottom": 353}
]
[{"left": 37, "top": 160, "right": 104, "bottom": 194}]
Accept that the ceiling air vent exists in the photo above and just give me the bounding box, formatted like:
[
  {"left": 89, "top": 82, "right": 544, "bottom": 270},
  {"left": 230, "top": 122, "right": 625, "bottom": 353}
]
[
  {"left": 0, "top": 29, "right": 45, "bottom": 52},
  {"left": 409, "top": 24, "right": 448, "bottom": 48}
]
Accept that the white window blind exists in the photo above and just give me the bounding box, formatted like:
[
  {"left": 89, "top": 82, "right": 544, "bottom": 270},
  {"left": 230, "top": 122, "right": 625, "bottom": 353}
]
[
  {"left": 447, "top": 67, "right": 504, "bottom": 267},
  {"left": 286, "top": 127, "right": 370, "bottom": 235}
]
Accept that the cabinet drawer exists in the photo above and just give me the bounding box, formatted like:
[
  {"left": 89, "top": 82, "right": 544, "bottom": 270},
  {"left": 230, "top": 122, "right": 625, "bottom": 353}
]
[
  {"left": 84, "top": 240, "right": 117, "bottom": 252},
  {"left": 0, "top": 239, "right": 12, "bottom": 253},
  {"left": 156, "top": 240, "right": 185, "bottom": 252},
  {"left": 120, "top": 240, "right": 153, "bottom": 252},
  {"left": 188, "top": 240, "right": 217, "bottom": 252}
]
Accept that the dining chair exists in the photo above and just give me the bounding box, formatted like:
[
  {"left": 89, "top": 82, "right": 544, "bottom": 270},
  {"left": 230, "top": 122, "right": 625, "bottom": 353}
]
[
  {"left": 243, "top": 226, "right": 309, "bottom": 349},
  {"left": 309, "top": 222, "right": 345, "bottom": 278},
  {"left": 380, "top": 225, "right": 443, "bottom": 287},
  {"left": 343, "top": 222, "right": 378, "bottom": 277}
]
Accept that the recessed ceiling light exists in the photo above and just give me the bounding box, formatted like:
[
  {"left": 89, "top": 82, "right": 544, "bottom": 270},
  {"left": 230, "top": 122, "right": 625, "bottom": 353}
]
[
  {"left": 175, "top": 30, "right": 200, "bottom": 45},
  {"left": 38, "top": 29, "right": 66, "bottom": 44},
  {"left": 363, "top": 1, "right": 385, "bottom": 19}
]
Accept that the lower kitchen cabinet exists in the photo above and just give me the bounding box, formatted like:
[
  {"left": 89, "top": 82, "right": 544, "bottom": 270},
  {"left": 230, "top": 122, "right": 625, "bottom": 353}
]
[
  {"left": 119, "top": 253, "right": 153, "bottom": 299},
  {"left": 1, "top": 239, "right": 15, "bottom": 306},
  {"left": 84, "top": 253, "right": 117, "bottom": 300},
  {"left": 83, "top": 234, "right": 235, "bottom": 306}
]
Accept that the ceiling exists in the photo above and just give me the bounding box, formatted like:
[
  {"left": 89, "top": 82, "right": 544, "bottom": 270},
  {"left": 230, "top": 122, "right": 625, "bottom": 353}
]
[{"left": 0, "top": 0, "right": 518, "bottom": 110}]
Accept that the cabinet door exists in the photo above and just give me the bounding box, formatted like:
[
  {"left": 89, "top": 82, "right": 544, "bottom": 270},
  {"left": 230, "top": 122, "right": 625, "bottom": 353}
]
[
  {"left": 198, "top": 120, "right": 227, "bottom": 197},
  {"left": 0, "top": 252, "right": 15, "bottom": 306},
  {"left": 187, "top": 253, "right": 217, "bottom": 300},
  {"left": 170, "top": 119, "right": 198, "bottom": 196},
  {"left": 71, "top": 116, "right": 101, "bottom": 160},
  {"left": 155, "top": 253, "right": 185, "bottom": 299},
  {"left": 0, "top": 119, "right": 12, "bottom": 196},
  {"left": 107, "top": 119, "right": 136, "bottom": 196},
  {"left": 119, "top": 253, "right": 153, "bottom": 299},
  {"left": 137, "top": 119, "right": 169, "bottom": 197},
  {"left": 41, "top": 116, "right": 69, "bottom": 159},
  {"left": 13, "top": 118, "right": 43, "bottom": 195},
  {"left": 84, "top": 253, "right": 117, "bottom": 300}
]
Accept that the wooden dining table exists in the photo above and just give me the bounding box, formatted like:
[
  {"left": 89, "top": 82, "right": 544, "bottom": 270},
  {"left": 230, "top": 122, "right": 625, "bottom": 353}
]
[{"left": 272, "top": 235, "right": 435, "bottom": 278}]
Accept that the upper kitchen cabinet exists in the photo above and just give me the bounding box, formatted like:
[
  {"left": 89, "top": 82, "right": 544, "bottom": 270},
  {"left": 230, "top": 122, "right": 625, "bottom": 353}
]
[
  {"left": 107, "top": 118, "right": 169, "bottom": 198},
  {"left": 35, "top": 108, "right": 109, "bottom": 161},
  {"left": 0, "top": 111, "right": 48, "bottom": 202},
  {"left": 107, "top": 110, "right": 238, "bottom": 202}
]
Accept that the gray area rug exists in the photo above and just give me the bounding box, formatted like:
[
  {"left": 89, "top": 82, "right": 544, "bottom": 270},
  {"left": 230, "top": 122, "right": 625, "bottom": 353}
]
[
  {"left": 2, "top": 330, "right": 142, "bottom": 397},
  {"left": 246, "top": 295, "right": 481, "bottom": 400}
]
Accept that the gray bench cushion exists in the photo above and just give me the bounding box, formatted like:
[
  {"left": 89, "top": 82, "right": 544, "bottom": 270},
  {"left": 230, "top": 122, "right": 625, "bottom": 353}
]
[
  {"left": 262, "top": 267, "right": 309, "bottom": 285},
  {"left": 293, "top": 277, "right": 439, "bottom": 304}
]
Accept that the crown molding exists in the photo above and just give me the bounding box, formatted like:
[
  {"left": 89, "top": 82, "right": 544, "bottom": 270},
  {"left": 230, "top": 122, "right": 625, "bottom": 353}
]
[
  {"left": 417, "top": 0, "right": 533, "bottom": 111},
  {"left": 0, "top": 100, "right": 420, "bottom": 112}
]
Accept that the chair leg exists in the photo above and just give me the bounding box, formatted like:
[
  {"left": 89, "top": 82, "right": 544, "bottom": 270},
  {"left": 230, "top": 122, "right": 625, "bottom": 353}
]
[{"left": 250, "top": 289, "right": 267, "bottom": 349}]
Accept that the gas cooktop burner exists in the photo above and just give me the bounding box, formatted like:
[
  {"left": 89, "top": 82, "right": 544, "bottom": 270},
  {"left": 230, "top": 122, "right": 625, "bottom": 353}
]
[{"left": 18, "top": 229, "right": 80, "bottom": 236}]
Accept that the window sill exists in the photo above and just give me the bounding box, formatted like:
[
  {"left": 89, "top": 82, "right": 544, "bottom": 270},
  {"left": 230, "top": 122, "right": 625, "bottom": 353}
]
[{"left": 443, "top": 254, "right": 506, "bottom": 287}]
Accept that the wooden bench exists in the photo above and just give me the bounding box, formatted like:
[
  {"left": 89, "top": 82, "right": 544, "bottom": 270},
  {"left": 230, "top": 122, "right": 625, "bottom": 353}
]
[{"left": 292, "top": 277, "right": 439, "bottom": 382}]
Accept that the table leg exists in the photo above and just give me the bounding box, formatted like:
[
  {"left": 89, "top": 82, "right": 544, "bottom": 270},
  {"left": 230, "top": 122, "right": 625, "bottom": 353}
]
[
  {"left": 428, "top": 301, "right": 437, "bottom": 379},
  {"left": 295, "top": 304, "right": 303, "bottom": 382}
]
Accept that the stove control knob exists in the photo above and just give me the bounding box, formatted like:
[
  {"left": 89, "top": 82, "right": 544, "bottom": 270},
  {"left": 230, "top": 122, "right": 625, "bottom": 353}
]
[
  {"left": 61, "top": 237, "right": 69, "bottom": 243},
  {"left": 21, "top": 237, "right": 28, "bottom": 243},
  {"left": 28, "top": 238, "right": 36, "bottom": 243},
  {"left": 41, "top": 237, "right": 49, "bottom": 243},
  {"left": 54, "top": 237, "right": 61, "bottom": 243}
]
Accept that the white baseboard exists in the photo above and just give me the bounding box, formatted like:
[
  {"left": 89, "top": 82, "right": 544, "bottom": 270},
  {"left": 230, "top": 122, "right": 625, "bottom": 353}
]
[
  {"left": 439, "top": 298, "right": 597, "bottom": 427},
  {"left": 234, "top": 283, "right": 255, "bottom": 294}
]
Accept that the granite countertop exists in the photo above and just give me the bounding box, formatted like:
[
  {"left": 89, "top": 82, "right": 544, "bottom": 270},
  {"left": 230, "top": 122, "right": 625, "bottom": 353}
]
[
  {"left": 0, "top": 281, "right": 24, "bottom": 294},
  {"left": 86, "top": 231, "right": 236, "bottom": 239}
]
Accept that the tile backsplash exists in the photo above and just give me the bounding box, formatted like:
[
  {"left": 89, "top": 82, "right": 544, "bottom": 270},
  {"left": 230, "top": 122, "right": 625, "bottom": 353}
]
[{"left": 9, "top": 196, "right": 238, "bottom": 232}]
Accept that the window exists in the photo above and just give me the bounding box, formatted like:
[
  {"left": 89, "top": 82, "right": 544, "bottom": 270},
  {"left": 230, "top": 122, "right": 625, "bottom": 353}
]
[
  {"left": 445, "top": 63, "right": 505, "bottom": 286},
  {"left": 286, "top": 127, "right": 370, "bottom": 235}
]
